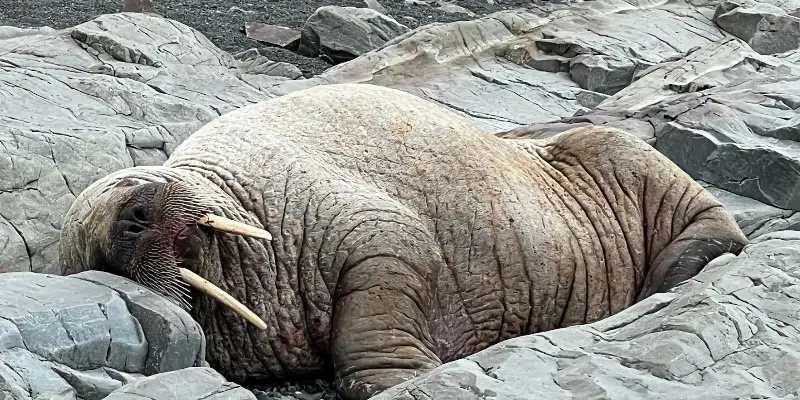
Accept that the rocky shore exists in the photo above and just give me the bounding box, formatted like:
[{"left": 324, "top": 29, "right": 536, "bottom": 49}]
[{"left": 1, "top": 0, "right": 800, "bottom": 398}]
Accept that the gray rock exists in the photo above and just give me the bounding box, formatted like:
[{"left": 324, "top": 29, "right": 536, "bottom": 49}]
[
  {"left": 500, "top": 37, "right": 800, "bottom": 212},
  {"left": 373, "top": 231, "right": 800, "bottom": 399},
  {"left": 608, "top": 41, "right": 800, "bottom": 211},
  {"left": 0, "top": 25, "right": 56, "bottom": 39},
  {"left": 700, "top": 181, "right": 800, "bottom": 239},
  {"left": 568, "top": 54, "right": 638, "bottom": 95},
  {"left": 714, "top": 0, "right": 800, "bottom": 55},
  {"left": 364, "top": 0, "right": 388, "bottom": 15},
  {"left": 233, "top": 48, "right": 304, "bottom": 80},
  {"left": 244, "top": 22, "right": 302, "bottom": 49},
  {"left": 105, "top": 367, "right": 256, "bottom": 400},
  {"left": 0, "top": 13, "right": 273, "bottom": 274},
  {"left": 285, "top": 0, "right": 729, "bottom": 132},
  {"left": 297, "top": 6, "right": 411, "bottom": 64},
  {"left": 0, "top": 271, "right": 204, "bottom": 399}
]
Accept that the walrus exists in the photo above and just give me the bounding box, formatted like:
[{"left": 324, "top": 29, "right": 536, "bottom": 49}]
[{"left": 58, "top": 83, "right": 748, "bottom": 399}]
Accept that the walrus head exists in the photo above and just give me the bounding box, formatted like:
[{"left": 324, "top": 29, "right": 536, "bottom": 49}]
[{"left": 59, "top": 167, "right": 270, "bottom": 330}]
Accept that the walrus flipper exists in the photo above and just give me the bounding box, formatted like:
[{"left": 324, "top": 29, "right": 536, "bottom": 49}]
[
  {"left": 328, "top": 209, "right": 444, "bottom": 400},
  {"left": 637, "top": 204, "right": 748, "bottom": 301}
]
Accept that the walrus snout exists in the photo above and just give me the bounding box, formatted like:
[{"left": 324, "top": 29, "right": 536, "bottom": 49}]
[
  {"left": 74, "top": 179, "right": 271, "bottom": 331},
  {"left": 171, "top": 220, "right": 270, "bottom": 330}
]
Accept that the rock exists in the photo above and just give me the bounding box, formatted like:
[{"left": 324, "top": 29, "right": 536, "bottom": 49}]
[
  {"left": 0, "top": 12, "right": 273, "bottom": 274},
  {"left": 105, "top": 367, "right": 256, "bottom": 400},
  {"left": 2, "top": 4, "right": 800, "bottom": 398},
  {"left": 233, "top": 48, "right": 304, "bottom": 80},
  {"left": 284, "top": 0, "right": 730, "bottom": 132},
  {"left": 569, "top": 54, "right": 638, "bottom": 95},
  {"left": 714, "top": 0, "right": 800, "bottom": 55},
  {"left": 244, "top": 22, "right": 301, "bottom": 49},
  {"left": 498, "top": 37, "right": 800, "bottom": 213},
  {"left": 700, "top": 181, "right": 800, "bottom": 239},
  {"left": 373, "top": 231, "right": 800, "bottom": 399},
  {"left": 74, "top": 271, "right": 207, "bottom": 375},
  {"left": 364, "top": 0, "right": 388, "bottom": 15},
  {"left": 297, "top": 6, "right": 411, "bottom": 64},
  {"left": 0, "top": 25, "right": 56, "bottom": 39},
  {"left": 0, "top": 271, "right": 204, "bottom": 399}
]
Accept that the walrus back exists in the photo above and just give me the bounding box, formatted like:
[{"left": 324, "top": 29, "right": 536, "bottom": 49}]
[{"left": 164, "top": 84, "right": 527, "bottom": 221}]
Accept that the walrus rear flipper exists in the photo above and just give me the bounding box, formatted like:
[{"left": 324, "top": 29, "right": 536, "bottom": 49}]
[{"left": 636, "top": 204, "right": 748, "bottom": 302}]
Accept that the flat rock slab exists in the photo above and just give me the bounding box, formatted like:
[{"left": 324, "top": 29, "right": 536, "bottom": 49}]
[
  {"left": 244, "top": 22, "right": 301, "bottom": 48},
  {"left": 505, "top": 36, "right": 800, "bottom": 211},
  {"left": 281, "top": 0, "right": 733, "bottom": 132},
  {"left": 0, "top": 271, "right": 205, "bottom": 399},
  {"left": 297, "top": 5, "right": 410, "bottom": 63},
  {"left": 699, "top": 181, "right": 800, "bottom": 239},
  {"left": 373, "top": 230, "right": 800, "bottom": 399},
  {"left": 105, "top": 367, "right": 256, "bottom": 400},
  {"left": 0, "top": 13, "right": 280, "bottom": 275}
]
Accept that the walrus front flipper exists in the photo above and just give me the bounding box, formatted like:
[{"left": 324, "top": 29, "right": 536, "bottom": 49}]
[
  {"left": 636, "top": 204, "right": 748, "bottom": 301},
  {"left": 328, "top": 216, "right": 444, "bottom": 400}
]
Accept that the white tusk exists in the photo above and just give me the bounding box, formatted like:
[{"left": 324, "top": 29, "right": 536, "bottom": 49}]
[
  {"left": 197, "top": 214, "right": 272, "bottom": 241},
  {"left": 178, "top": 267, "right": 268, "bottom": 330}
]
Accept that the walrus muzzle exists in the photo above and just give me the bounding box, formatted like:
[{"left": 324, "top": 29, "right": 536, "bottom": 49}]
[{"left": 179, "top": 213, "right": 272, "bottom": 330}]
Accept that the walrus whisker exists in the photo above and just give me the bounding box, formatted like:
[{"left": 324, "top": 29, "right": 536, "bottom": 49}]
[
  {"left": 135, "top": 269, "right": 191, "bottom": 310},
  {"left": 178, "top": 267, "right": 268, "bottom": 330},
  {"left": 197, "top": 214, "right": 272, "bottom": 241}
]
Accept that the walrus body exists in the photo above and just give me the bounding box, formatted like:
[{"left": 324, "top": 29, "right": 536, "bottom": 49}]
[{"left": 59, "top": 83, "right": 748, "bottom": 399}]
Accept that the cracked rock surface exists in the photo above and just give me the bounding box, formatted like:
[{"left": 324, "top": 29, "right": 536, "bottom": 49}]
[
  {"left": 0, "top": 13, "right": 279, "bottom": 274},
  {"left": 373, "top": 231, "right": 800, "bottom": 399},
  {"left": 104, "top": 367, "right": 256, "bottom": 400},
  {"left": 297, "top": 5, "right": 411, "bottom": 64},
  {"left": 0, "top": 271, "right": 206, "bottom": 399}
]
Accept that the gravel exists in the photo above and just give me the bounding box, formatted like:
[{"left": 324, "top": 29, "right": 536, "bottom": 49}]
[{"left": 0, "top": 0, "right": 538, "bottom": 76}]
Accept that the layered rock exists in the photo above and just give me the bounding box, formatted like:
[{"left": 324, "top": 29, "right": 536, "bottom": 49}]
[
  {"left": 500, "top": 37, "right": 800, "bottom": 212},
  {"left": 0, "top": 13, "right": 275, "bottom": 274},
  {"left": 297, "top": 6, "right": 411, "bottom": 63},
  {"left": 0, "top": 271, "right": 205, "bottom": 399},
  {"left": 104, "top": 367, "right": 256, "bottom": 400}
]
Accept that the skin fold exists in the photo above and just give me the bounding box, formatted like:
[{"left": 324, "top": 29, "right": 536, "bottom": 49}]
[{"left": 58, "top": 83, "right": 749, "bottom": 400}]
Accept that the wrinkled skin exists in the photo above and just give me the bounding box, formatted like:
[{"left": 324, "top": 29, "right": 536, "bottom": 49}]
[{"left": 59, "top": 83, "right": 748, "bottom": 400}]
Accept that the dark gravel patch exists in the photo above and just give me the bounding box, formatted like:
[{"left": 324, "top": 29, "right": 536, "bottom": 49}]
[
  {"left": 1, "top": 0, "right": 533, "bottom": 76},
  {"left": 249, "top": 378, "right": 340, "bottom": 400}
]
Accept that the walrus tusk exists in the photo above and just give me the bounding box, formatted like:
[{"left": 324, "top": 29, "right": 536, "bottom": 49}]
[
  {"left": 178, "top": 267, "right": 268, "bottom": 330},
  {"left": 197, "top": 214, "right": 272, "bottom": 240}
]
